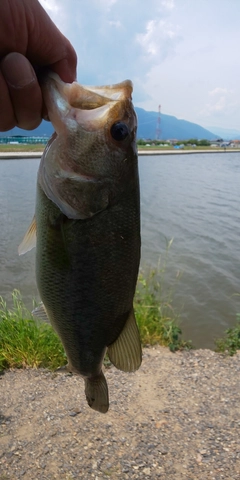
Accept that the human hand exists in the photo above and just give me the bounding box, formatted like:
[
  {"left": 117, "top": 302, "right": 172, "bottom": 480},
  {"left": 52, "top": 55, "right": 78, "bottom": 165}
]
[{"left": 0, "top": 0, "right": 77, "bottom": 131}]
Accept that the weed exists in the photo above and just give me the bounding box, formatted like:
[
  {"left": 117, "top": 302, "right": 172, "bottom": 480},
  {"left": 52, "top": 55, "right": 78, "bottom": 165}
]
[
  {"left": 0, "top": 250, "right": 191, "bottom": 372},
  {"left": 134, "top": 242, "right": 192, "bottom": 351},
  {"left": 215, "top": 314, "right": 240, "bottom": 356},
  {"left": 0, "top": 290, "right": 66, "bottom": 371}
]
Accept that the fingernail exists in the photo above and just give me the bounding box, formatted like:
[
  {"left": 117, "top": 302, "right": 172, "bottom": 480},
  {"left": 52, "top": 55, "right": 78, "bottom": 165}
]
[
  {"left": 1, "top": 53, "right": 36, "bottom": 88},
  {"left": 51, "top": 58, "right": 77, "bottom": 84}
]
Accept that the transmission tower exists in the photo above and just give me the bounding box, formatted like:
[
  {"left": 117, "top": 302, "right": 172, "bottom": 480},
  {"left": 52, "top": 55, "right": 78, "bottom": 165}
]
[{"left": 155, "top": 104, "right": 161, "bottom": 140}]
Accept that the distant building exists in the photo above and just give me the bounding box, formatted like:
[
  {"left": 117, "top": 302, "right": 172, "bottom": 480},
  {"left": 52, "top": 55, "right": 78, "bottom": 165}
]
[
  {"left": 220, "top": 142, "right": 230, "bottom": 147},
  {"left": 0, "top": 135, "right": 50, "bottom": 144},
  {"left": 229, "top": 140, "right": 240, "bottom": 148},
  {"left": 210, "top": 138, "right": 223, "bottom": 147}
]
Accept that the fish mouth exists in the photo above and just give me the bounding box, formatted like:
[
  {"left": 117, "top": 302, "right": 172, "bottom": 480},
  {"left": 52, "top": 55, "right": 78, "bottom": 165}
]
[{"left": 41, "top": 73, "right": 134, "bottom": 134}]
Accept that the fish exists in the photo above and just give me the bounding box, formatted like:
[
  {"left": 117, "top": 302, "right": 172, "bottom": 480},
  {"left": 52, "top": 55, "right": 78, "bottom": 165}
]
[{"left": 19, "top": 72, "right": 142, "bottom": 413}]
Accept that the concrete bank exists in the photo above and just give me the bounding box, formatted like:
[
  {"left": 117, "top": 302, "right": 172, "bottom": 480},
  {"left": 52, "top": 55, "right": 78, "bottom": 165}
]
[
  {"left": 139, "top": 148, "right": 240, "bottom": 156},
  {"left": 0, "top": 152, "right": 42, "bottom": 159},
  {"left": 0, "top": 149, "right": 240, "bottom": 159}
]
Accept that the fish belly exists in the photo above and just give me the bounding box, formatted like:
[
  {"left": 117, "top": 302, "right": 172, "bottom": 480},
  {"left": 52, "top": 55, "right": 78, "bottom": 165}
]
[{"left": 35, "top": 183, "right": 140, "bottom": 377}]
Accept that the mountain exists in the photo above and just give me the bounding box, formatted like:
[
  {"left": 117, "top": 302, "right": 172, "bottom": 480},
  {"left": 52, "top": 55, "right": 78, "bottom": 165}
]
[
  {"left": 0, "top": 109, "right": 217, "bottom": 141},
  {"left": 135, "top": 108, "right": 217, "bottom": 140},
  {"left": 0, "top": 121, "right": 54, "bottom": 138},
  {"left": 206, "top": 126, "right": 240, "bottom": 140}
]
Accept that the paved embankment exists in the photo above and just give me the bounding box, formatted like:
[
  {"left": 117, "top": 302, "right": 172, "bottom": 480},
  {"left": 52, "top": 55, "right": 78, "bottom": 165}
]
[{"left": 0, "top": 149, "right": 240, "bottom": 159}]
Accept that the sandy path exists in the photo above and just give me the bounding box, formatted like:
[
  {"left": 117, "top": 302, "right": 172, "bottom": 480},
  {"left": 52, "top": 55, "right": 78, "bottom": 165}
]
[{"left": 0, "top": 346, "right": 239, "bottom": 479}]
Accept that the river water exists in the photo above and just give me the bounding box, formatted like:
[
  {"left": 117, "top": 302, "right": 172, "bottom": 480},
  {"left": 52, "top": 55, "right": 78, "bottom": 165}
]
[{"left": 0, "top": 152, "right": 239, "bottom": 348}]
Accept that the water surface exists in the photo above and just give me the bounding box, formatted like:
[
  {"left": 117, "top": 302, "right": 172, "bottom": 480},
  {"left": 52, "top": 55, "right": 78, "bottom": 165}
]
[{"left": 0, "top": 153, "right": 239, "bottom": 348}]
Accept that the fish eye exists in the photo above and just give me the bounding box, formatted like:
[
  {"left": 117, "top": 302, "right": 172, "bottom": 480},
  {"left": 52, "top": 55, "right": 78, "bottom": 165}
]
[{"left": 110, "top": 122, "right": 129, "bottom": 141}]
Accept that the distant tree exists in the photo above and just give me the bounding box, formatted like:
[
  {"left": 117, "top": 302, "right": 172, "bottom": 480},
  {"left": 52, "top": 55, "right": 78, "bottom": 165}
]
[
  {"left": 137, "top": 139, "right": 147, "bottom": 145},
  {"left": 176, "top": 140, "right": 188, "bottom": 145},
  {"left": 198, "top": 139, "right": 211, "bottom": 146}
]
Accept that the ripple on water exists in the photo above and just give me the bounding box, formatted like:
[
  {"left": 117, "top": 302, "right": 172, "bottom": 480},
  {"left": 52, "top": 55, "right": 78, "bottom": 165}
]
[{"left": 1, "top": 153, "right": 240, "bottom": 348}]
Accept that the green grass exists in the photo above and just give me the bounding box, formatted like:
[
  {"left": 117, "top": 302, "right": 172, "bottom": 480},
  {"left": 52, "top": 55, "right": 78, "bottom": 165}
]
[
  {"left": 0, "top": 143, "right": 45, "bottom": 152},
  {"left": 1, "top": 144, "right": 238, "bottom": 154},
  {"left": 134, "top": 251, "right": 192, "bottom": 351},
  {"left": 0, "top": 256, "right": 191, "bottom": 371},
  {"left": 215, "top": 314, "right": 240, "bottom": 356},
  {"left": 0, "top": 290, "right": 66, "bottom": 371}
]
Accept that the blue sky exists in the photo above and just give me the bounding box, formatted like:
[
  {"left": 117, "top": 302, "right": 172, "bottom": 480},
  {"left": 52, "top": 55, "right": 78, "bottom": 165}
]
[{"left": 40, "top": 0, "right": 240, "bottom": 131}]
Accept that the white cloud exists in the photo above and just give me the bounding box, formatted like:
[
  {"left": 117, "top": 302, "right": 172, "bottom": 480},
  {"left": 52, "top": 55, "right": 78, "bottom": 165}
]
[
  {"left": 108, "top": 20, "right": 122, "bottom": 28},
  {"left": 161, "top": 0, "right": 175, "bottom": 10},
  {"left": 40, "top": 0, "right": 59, "bottom": 13},
  {"left": 136, "top": 19, "right": 181, "bottom": 60},
  {"left": 97, "top": 0, "right": 118, "bottom": 5},
  {"left": 200, "top": 88, "right": 238, "bottom": 123},
  {"left": 97, "top": 0, "right": 118, "bottom": 7},
  {"left": 38, "top": 0, "right": 240, "bottom": 129},
  {"left": 39, "top": 0, "right": 68, "bottom": 32},
  {"left": 209, "top": 87, "right": 228, "bottom": 96},
  {"left": 202, "top": 97, "right": 227, "bottom": 116}
]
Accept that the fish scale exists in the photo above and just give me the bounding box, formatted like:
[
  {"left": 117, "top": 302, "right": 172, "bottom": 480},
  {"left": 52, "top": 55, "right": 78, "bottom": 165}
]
[
  {"left": 19, "top": 73, "right": 142, "bottom": 413},
  {"left": 36, "top": 182, "right": 140, "bottom": 345}
]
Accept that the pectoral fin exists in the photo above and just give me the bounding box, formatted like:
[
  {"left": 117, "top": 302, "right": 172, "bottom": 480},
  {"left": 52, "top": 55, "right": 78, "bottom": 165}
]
[
  {"left": 107, "top": 309, "right": 142, "bottom": 373},
  {"left": 32, "top": 302, "right": 49, "bottom": 323},
  {"left": 18, "top": 216, "right": 36, "bottom": 255}
]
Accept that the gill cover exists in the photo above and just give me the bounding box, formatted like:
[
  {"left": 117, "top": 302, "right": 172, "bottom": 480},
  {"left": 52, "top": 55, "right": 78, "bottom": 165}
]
[{"left": 38, "top": 74, "right": 136, "bottom": 220}]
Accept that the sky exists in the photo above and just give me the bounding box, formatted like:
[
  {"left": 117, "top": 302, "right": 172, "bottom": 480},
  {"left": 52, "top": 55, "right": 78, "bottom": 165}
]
[{"left": 40, "top": 0, "right": 240, "bottom": 131}]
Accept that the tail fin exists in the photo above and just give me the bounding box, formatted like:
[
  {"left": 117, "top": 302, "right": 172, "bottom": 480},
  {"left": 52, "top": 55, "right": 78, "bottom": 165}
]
[{"left": 84, "top": 371, "right": 109, "bottom": 413}]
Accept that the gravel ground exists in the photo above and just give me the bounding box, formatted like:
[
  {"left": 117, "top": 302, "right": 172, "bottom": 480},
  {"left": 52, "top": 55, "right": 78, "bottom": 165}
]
[{"left": 0, "top": 346, "right": 239, "bottom": 480}]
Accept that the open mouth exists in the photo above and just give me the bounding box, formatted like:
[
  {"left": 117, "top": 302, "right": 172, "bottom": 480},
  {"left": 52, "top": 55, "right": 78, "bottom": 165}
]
[
  {"left": 42, "top": 73, "right": 133, "bottom": 132},
  {"left": 56, "top": 74, "right": 133, "bottom": 108}
]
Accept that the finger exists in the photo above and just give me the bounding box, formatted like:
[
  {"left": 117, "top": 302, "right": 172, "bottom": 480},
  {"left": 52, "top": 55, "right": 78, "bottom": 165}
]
[
  {"left": 24, "top": 0, "right": 77, "bottom": 82},
  {"left": 1, "top": 53, "right": 42, "bottom": 130},
  {"left": 49, "top": 50, "right": 77, "bottom": 84},
  {"left": 0, "top": 70, "right": 16, "bottom": 131}
]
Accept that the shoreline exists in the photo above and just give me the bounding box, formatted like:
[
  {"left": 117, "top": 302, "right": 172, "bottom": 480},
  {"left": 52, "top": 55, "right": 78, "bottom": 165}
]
[
  {"left": 0, "top": 148, "right": 240, "bottom": 159},
  {"left": 138, "top": 148, "right": 240, "bottom": 155}
]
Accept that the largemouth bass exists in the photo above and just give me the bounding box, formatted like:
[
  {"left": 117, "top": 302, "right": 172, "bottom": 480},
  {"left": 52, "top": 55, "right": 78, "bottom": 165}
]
[{"left": 19, "top": 73, "right": 141, "bottom": 413}]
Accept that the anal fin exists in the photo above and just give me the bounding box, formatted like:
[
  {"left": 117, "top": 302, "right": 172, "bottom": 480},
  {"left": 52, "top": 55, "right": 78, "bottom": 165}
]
[
  {"left": 84, "top": 371, "right": 109, "bottom": 414},
  {"left": 107, "top": 309, "right": 142, "bottom": 373},
  {"left": 18, "top": 216, "right": 37, "bottom": 255}
]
